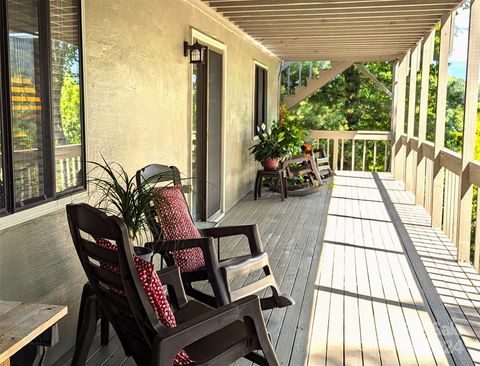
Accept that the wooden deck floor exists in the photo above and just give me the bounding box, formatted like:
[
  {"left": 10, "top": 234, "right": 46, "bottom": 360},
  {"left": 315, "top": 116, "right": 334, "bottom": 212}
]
[
  {"left": 53, "top": 171, "right": 480, "bottom": 366},
  {"left": 308, "top": 172, "right": 453, "bottom": 366},
  {"left": 53, "top": 184, "right": 330, "bottom": 366},
  {"left": 382, "top": 174, "right": 480, "bottom": 365}
]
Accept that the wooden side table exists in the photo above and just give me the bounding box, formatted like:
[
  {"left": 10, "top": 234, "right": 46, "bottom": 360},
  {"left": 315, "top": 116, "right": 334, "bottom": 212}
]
[
  {"left": 0, "top": 301, "right": 67, "bottom": 366},
  {"left": 254, "top": 169, "right": 287, "bottom": 201}
]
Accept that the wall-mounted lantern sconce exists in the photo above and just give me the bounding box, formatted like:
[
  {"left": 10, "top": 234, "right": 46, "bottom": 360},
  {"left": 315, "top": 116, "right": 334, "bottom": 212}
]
[{"left": 184, "top": 41, "right": 207, "bottom": 64}]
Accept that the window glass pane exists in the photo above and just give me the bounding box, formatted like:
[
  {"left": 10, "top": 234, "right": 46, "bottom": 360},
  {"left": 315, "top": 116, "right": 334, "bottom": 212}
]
[
  {"left": 8, "top": 0, "right": 47, "bottom": 206},
  {"left": 254, "top": 65, "right": 267, "bottom": 135},
  {"left": 51, "top": 0, "right": 83, "bottom": 192},
  {"left": 191, "top": 64, "right": 198, "bottom": 219},
  {"left": 0, "top": 69, "right": 4, "bottom": 211}
]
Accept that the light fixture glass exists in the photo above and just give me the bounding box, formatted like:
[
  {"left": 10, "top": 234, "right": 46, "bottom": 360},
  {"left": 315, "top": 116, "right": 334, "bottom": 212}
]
[{"left": 184, "top": 41, "right": 206, "bottom": 64}]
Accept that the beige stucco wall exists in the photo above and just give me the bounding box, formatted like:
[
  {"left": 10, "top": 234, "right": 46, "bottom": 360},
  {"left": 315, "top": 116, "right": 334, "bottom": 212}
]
[
  {"left": 0, "top": 0, "right": 279, "bottom": 363},
  {"left": 85, "top": 0, "right": 279, "bottom": 209}
]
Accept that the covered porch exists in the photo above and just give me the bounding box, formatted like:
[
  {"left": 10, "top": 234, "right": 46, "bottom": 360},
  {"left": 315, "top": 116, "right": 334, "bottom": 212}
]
[
  {"left": 1, "top": 0, "right": 480, "bottom": 365},
  {"left": 51, "top": 170, "right": 480, "bottom": 365}
]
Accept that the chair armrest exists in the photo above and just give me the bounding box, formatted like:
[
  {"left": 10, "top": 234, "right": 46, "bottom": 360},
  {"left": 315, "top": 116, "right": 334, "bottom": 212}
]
[
  {"left": 199, "top": 224, "right": 263, "bottom": 255},
  {"left": 150, "top": 237, "right": 230, "bottom": 306},
  {"left": 221, "top": 252, "right": 270, "bottom": 280},
  {"left": 156, "top": 266, "right": 188, "bottom": 310},
  {"left": 152, "top": 295, "right": 262, "bottom": 365}
]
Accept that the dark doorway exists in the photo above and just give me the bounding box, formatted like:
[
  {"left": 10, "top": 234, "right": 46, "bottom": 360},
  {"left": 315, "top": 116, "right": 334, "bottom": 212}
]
[{"left": 192, "top": 48, "right": 222, "bottom": 221}]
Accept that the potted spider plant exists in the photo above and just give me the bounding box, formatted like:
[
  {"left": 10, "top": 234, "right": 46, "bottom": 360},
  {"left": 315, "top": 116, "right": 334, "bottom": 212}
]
[{"left": 89, "top": 158, "right": 156, "bottom": 261}]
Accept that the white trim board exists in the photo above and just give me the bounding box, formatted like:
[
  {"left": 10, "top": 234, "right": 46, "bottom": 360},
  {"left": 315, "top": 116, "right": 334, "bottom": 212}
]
[
  {"left": 188, "top": 28, "right": 227, "bottom": 220},
  {"left": 0, "top": 192, "right": 88, "bottom": 231}
]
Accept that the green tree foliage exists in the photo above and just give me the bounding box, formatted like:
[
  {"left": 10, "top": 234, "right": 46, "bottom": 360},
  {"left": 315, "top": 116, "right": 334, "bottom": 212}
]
[
  {"left": 284, "top": 62, "right": 393, "bottom": 133},
  {"left": 60, "top": 73, "right": 81, "bottom": 144}
]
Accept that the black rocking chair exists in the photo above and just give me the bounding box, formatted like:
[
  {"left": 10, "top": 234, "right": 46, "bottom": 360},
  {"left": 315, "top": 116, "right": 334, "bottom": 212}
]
[
  {"left": 67, "top": 203, "right": 279, "bottom": 366},
  {"left": 136, "top": 164, "right": 295, "bottom": 310}
]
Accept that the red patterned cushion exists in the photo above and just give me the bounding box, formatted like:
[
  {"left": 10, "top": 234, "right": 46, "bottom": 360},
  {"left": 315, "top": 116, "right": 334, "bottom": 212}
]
[
  {"left": 94, "top": 238, "right": 192, "bottom": 365},
  {"left": 152, "top": 185, "right": 205, "bottom": 273}
]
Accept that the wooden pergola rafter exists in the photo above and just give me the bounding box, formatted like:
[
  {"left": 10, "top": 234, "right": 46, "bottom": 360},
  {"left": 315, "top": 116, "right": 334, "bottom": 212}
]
[{"left": 202, "top": 0, "right": 464, "bottom": 61}]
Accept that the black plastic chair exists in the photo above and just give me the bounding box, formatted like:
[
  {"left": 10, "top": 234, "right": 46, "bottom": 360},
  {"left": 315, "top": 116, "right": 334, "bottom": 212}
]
[
  {"left": 136, "top": 164, "right": 295, "bottom": 310},
  {"left": 67, "top": 203, "right": 279, "bottom": 366}
]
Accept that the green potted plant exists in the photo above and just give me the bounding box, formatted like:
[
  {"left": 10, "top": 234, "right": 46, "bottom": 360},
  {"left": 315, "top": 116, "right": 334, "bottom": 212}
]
[
  {"left": 250, "top": 122, "right": 288, "bottom": 170},
  {"left": 89, "top": 157, "right": 157, "bottom": 260},
  {"left": 278, "top": 103, "right": 309, "bottom": 157}
]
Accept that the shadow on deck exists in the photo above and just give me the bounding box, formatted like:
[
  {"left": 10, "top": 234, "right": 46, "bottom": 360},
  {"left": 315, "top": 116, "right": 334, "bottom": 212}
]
[
  {"left": 54, "top": 171, "right": 480, "bottom": 366},
  {"left": 53, "top": 182, "right": 330, "bottom": 366}
]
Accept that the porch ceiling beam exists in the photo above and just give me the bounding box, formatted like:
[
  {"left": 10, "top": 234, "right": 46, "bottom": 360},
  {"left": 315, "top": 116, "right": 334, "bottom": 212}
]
[
  {"left": 206, "top": 0, "right": 459, "bottom": 7},
  {"left": 240, "top": 17, "right": 439, "bottom": 24},
  {"left": 201, "top": 0, "right": 463, "bottom": 62},
  {"left": 269, "top": 43, "right": 415, "bottom": 46},
  {"left": 280, "top": 55, "right": 402, "bottom": 62},
  {"left": 248, "top": 27, "right": 436, "bottom": 36},
  {"left": 245, "top": 19, "right": 438, "bottom": 28},
  {"left": 220, "top": 7, "right": 452, "bottom": 16},
  {"left": 228, "top": 13, "right": 447, "bottom": 21},
  {"left": 241, "top": 20, "right": 439, "bottom": 28},
  {"left": 269, "top": 47, "right": 413, "bottom": 52},
  {"left": 237, "top": 20, "right": 440, "bottom": 28},
  {"left": 263, "top": 43, "right": 421, "bottom": 47},
  {"left": 257, "top": 34, "right": 428, "bottom": 40},
  {"left": 252, "top": 30, "right": 433, "bottom": 37}
]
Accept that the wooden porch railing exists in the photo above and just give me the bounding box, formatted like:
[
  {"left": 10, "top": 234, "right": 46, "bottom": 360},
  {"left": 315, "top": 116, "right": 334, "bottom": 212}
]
[
  {"left": 1, "top": 144, "right": 82, "bottom": 201},
  {"left": 309, "top": 130, "right": 391, "bottom": 172},
  {"left": 397, "top": 135, "right": 480, "bottom": 269}
]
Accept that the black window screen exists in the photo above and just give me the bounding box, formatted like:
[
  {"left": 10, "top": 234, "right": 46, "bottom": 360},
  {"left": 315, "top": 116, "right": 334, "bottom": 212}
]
[
  {"left": 0, "top": 0, "right": 85, "bottom": 215},
  {"left": 254, "top": 64, "right": 267, "bottom": 135}
]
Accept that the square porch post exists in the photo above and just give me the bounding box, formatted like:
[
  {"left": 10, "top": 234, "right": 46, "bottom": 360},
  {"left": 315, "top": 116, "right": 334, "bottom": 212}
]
[
  {"left": 431, "top": 13, "right": 453, "bottom": 228},
  {"left": 457, "top": 0, "right": 480, "bottom": 262},
  {"left": 391, "top": 52, "right": 409, "bottom": 182},
  {"left": 415, "top": 30, "right": 435, "bottom": 206},
  {"left": 406, "top": 43, "right": 421, "bottom": 192}
]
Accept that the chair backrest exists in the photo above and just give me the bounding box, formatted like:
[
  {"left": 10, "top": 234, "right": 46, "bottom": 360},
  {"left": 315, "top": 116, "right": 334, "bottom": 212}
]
[
  {"left": 136, "top": 164, "right": 193, "bottom": 241},
  {"left": 66, "top": 204, "right": 166, "bottom": 361}
]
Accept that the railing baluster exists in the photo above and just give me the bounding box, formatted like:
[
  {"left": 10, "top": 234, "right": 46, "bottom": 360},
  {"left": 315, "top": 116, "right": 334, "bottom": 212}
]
[
  {"left": 427, "top": 159, "right": 433, "bottom": 214},
  {"left": 444, "top": 170, "right": 450, "bottom": 239},
  {"left": 65, "top": 158, "right": 71, "bottom": 190},
  {"left": 340, "top": 139, "right": 345, "bottom": 170},
  {"left": 450, "top": 172, "right": 455, "bottom": 242},
  {"left": 383, "top": 141, "right": 390, "bottom": 172},
  {"left": 351, "top": 139, "right": 355, "bottom": 171},
  {"left": 298, "top": 63, "right": 302, "bottom": 86},
  {"left": 451, "top": 173, "right": 457, "bottom": 242},
  {"left": 475, "top": 191, "right": 480, "bottom": 273},
  {"left": 308, "top": 130, "right": 391, "bottom": 174},
  {"left": 287, "top": 66, "right": 291, "bottom": 93},
  {"left": 333, "top": 139, "right": 339, "bottom": 171},
  {"left": 362, "top": 140, "right": 366, "bottom": 171},
  {"left": 453, "top": 173, "right": 459, "bottom": 245}
]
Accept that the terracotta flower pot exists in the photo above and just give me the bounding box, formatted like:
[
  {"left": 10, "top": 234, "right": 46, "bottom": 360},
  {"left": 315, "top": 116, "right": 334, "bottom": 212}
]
[{"left": 262, "top": 158, "right": 280, "bottom": 170}]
